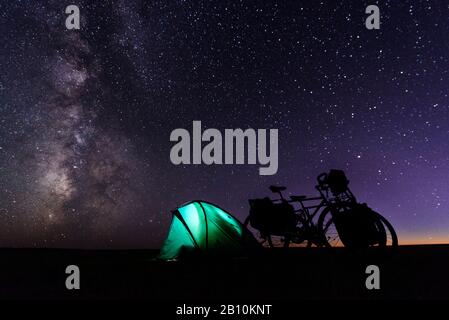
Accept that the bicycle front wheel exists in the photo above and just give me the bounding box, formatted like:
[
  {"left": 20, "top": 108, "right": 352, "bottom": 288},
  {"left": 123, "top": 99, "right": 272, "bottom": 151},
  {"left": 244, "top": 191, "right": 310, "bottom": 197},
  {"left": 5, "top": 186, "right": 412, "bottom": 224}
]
[
  {"left": 317, "top": 207, "right": 341, "bottom": 247},
  {"left": 372, "top": 211, "right": 398, "bottom": 248}
]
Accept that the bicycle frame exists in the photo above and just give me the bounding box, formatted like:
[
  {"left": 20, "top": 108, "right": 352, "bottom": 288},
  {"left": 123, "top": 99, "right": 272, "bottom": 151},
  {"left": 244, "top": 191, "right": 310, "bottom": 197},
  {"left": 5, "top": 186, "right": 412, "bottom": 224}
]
[
  {"left": 271, "top": 190, "right": 325, "bottom": 232},
  {"left": 273, "top": 178, "right": 357, "bottom": 231}
]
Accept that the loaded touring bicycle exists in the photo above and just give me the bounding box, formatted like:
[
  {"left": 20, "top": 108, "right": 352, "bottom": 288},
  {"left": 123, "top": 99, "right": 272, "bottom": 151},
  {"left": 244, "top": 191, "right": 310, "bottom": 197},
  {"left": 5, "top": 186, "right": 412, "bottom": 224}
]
[{"left": 245, "top": 170, "right": 398, "bottom": 249}]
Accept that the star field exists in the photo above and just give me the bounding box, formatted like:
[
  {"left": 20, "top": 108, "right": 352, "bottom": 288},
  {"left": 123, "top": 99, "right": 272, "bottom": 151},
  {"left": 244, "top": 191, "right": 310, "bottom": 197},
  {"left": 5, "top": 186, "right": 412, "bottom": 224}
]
[{"left": 0, "top": 0, "right": 449, "bottom": 247}]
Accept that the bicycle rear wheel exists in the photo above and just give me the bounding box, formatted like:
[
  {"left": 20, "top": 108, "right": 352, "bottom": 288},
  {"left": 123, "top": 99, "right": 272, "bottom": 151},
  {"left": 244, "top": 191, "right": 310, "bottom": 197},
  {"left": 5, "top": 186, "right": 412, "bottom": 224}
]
[
  {"left": 266, "top": 234, "right": 314, "bottom": 248},
  {"left": 244, "top": 214, "right": 293, "bottom": 248}
]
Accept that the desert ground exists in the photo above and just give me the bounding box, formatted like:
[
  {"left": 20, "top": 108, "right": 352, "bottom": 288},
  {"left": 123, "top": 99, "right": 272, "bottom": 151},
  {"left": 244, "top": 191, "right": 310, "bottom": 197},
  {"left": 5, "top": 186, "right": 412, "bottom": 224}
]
[{"left": 0, "top": 245, "right": 448, "bottom": 301}]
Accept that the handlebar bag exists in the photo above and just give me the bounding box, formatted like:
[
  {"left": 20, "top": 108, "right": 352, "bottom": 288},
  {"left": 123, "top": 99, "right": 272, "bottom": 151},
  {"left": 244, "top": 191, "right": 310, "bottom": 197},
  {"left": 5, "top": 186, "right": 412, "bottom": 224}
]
[{"left": 326, "top": 169, "right": 350, "bottom": 195}]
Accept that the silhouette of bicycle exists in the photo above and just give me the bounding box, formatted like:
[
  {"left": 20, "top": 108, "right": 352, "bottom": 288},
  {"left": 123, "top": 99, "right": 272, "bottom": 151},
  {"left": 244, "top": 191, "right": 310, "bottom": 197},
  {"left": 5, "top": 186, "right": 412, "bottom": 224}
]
[{"left": 245, "top": 170, "right": 398, "bottom": 249}]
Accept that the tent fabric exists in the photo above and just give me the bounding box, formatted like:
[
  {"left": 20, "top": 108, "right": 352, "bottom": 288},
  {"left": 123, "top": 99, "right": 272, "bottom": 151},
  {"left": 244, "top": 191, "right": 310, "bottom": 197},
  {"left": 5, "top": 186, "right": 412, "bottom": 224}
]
[{"left": 159, "top": 201, "right": 260, "bottom": 260}]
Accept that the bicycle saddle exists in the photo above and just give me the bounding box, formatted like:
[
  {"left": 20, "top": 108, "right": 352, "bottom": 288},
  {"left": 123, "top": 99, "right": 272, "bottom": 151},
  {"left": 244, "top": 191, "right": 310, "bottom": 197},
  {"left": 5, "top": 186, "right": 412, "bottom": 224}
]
[
  {"left": 290, "top": 195, "right": 307, "bottom": 201},
  {"left": 269, "top": 185, "right": 287, "bottom": 193}
]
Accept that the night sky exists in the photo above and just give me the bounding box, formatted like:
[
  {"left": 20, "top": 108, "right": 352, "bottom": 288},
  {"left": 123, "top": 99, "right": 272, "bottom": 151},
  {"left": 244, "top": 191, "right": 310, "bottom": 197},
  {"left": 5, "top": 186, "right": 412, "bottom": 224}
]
[{"left": 0, "top": 0, "right": 448, "bottom": 248}]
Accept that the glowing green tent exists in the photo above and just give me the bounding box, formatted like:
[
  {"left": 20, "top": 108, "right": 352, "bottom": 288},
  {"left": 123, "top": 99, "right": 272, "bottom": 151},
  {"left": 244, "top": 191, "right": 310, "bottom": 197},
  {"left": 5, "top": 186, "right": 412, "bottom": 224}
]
[{"left": 159, "top": 201, "right": 260, "bottom": 260}]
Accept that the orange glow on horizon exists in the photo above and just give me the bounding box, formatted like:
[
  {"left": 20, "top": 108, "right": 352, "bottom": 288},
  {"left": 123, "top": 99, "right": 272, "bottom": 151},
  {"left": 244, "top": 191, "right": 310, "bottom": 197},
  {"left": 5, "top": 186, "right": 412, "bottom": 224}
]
[{"left": 398, "top": 235, "right": 449, "bottom": 246}]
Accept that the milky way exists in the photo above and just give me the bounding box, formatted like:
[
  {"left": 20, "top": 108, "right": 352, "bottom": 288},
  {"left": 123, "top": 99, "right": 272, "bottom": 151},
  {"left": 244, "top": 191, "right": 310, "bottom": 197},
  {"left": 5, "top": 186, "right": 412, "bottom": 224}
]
[
  {"left": 0, "top": 1, "right": 155, "bottom": 247},
  {"left": 1, "top": 1, "right": 449, "bottom": 248}
]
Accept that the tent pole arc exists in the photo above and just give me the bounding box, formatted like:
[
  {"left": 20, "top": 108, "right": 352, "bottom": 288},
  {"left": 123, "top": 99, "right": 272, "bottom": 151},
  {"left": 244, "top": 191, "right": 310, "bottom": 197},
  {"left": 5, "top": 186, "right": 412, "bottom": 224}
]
[
  {"left": 173, "top": 210, "right": 200, "bottom": 249},
  {"left": 199, "top": 202, "right": 208, "bottom": 251}
]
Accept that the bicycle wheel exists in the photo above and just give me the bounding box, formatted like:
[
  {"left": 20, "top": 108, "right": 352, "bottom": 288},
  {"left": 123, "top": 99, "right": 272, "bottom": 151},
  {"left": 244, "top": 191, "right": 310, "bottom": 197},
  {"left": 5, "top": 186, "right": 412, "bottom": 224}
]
[
  {"left": 371, "top": 211, "right": 398, "bottom": 248},
  {"left": 288, "top": 224, "right": 324, "bottom": 247},
  {"left": 267, "top": 233, "right": 313, "bottom": 248},
  {"left": 267, "top": 234, "right": 292, "bottom": 248},
  {"left": 317, "top": 207, "right": 341, "bottom": 247},
  {"left": 289, "top": 232, "right": 313, "bottom": 247},
  {"left": 318, "top": 207, "right": 398, "bottom": 248},
  {"left": 244, "top": 214, "right": 292, "bottom": 248}
]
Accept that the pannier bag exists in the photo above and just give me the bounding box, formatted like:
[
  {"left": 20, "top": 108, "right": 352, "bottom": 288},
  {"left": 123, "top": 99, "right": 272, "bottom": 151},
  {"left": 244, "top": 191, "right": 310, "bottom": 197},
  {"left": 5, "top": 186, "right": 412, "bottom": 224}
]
[
  {"left": 248, "top": 198, "right": 297, "bottom": 236},
  {"left": 333, "top": 204, "right": 385, "bottom": 248}
]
